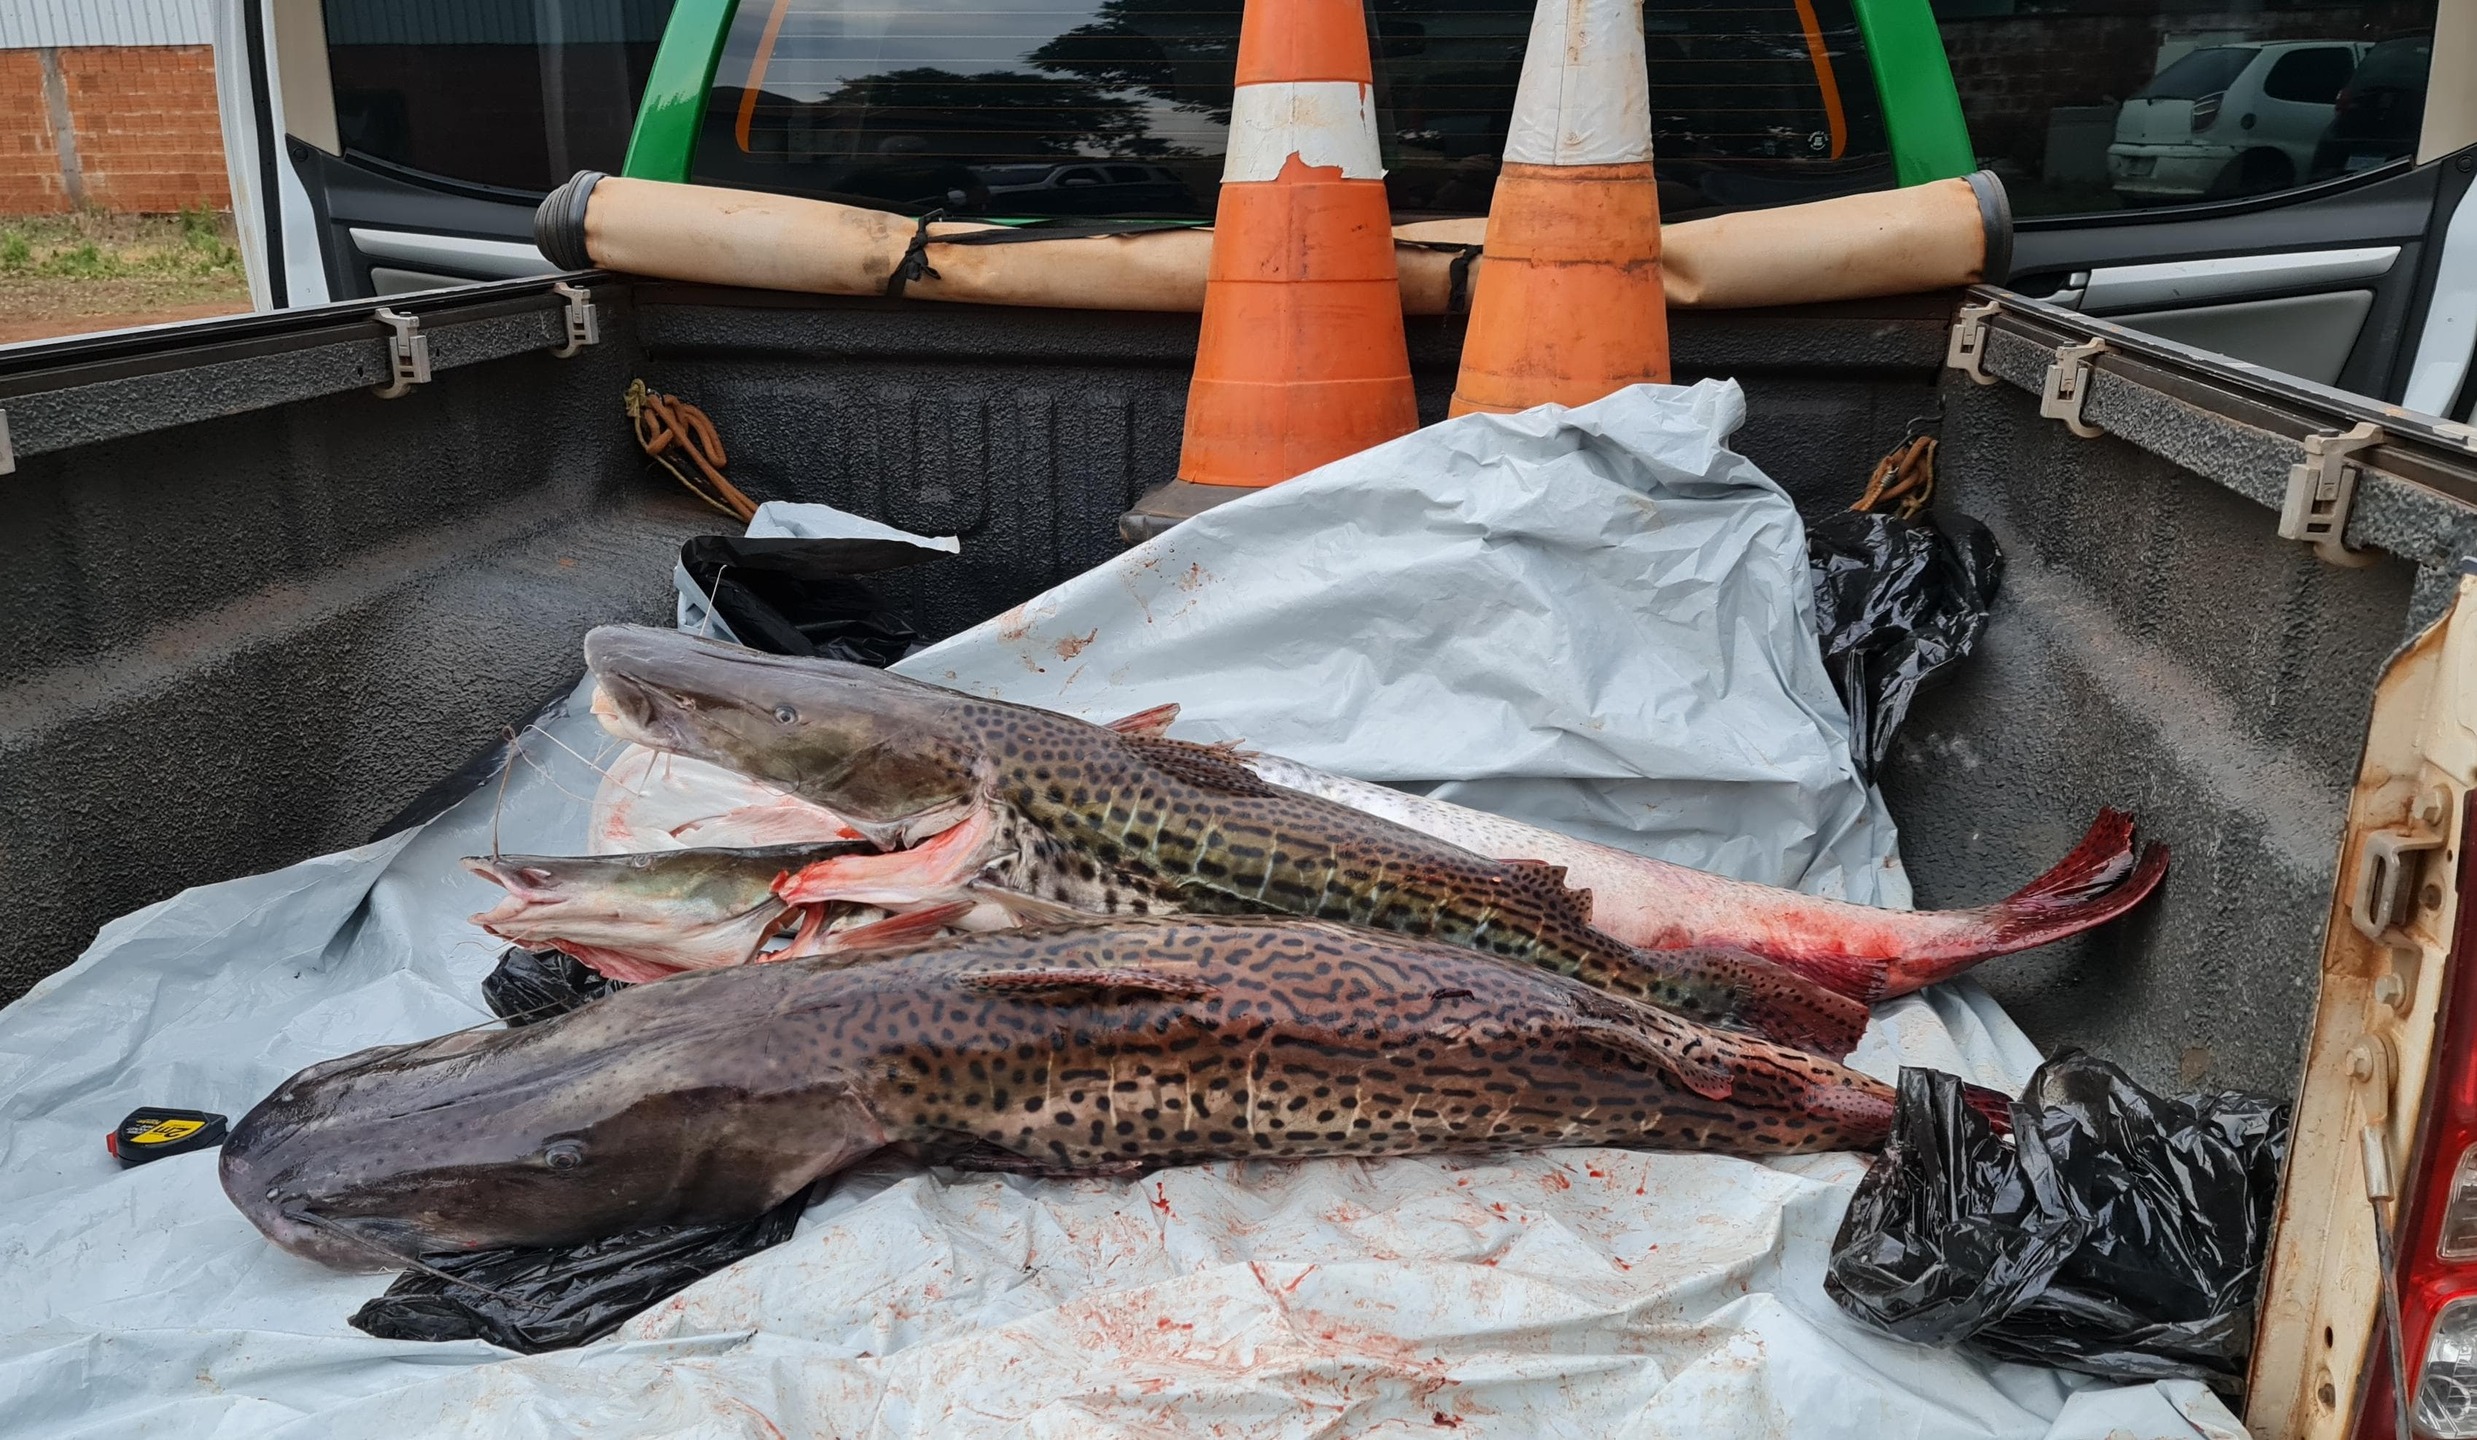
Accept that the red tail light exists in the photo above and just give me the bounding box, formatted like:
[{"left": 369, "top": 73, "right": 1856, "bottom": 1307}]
[
  {"left": 2357, "top": 814, "right": 2477, "bottom": 1437},
  {"left": 2192, "top": 92, "right": 2224, "bottom": 131}
]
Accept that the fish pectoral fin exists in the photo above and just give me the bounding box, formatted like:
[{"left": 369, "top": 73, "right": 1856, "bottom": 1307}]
[
  {"left": 820, "top": 900, "right": 976, "bottom": 953},
  {"left": 1104, "top": 703, "right": 1181, "bottom": 738},
  {"left": 775, "top": 900, "right": 975, "bottom": 960},
  {"left": 1118, "top": 735, "right": 1279, "bottom": 798},
  {"left": 1566, "top": 994, "right": 1738, "bottom": 1101},
  {"left": 775, "top": 808, "right": 998, "bottom": 906},
  {"left": 957, "top": 966, "right": 1216, "bottom": 1002},
  {"left": 964, "top": 881, "right": 1100, "bottom": 927}
]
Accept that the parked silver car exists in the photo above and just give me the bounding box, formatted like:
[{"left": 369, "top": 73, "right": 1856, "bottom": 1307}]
[{"left": 2107, "top": 40, "right": 2368, "bottom": 205}]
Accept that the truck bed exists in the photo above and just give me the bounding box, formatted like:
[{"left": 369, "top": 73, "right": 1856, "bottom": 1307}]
[{"left": 0, "top": 276, "right": 2459, "bottom": 1104}]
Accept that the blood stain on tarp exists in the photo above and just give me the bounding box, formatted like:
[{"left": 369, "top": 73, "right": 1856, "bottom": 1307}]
[
  {"left": 1151, "top": 1181, "right": 1175, "bottom": 1219},
  {"left": 1176, "top": 562, "right": 1212, "bottom": 593},
  {"left": 1057, "top": 629, "right": 1099, "bottom": 661}
]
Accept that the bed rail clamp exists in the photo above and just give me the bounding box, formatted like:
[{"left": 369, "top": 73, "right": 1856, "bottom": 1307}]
[
  {"left": 372, "top": 308, "right": 431, "bottom": 400},
  {"left": 2281, "top": 422, "right": 2387, "bottom": 568},
  {"left": 1945, "top": 301, "right": 2001, "bottom": 386},
  {"left": 551, "top": 281, "right": 600, "bottom": 358},
  {"left": 2038, "top": 338, "right": 2109, "bottom": 438}
]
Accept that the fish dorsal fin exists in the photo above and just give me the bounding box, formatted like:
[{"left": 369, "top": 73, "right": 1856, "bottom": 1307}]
[
  {"left": 1567, "top": 992, "right": 1737, "bottom": 1101},
  {"left": 959, "top": 966, "right": 1216, "bottom": 1002},
  {"left": 1496, "top": 857, "right": 1596, "bottom": 925},
  {"left": 1105, "top": 703, "right": 1181, "bottom": 738},
  {"left": 1119, "top": 735, "right": 1279, "bottom": 798}
]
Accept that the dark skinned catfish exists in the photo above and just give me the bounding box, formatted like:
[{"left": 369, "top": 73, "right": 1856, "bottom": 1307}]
[
  {"left": 222, "top": 918, "right": 1944, "bottom": 1267},
  {"left": 583, "top": 625, "right": 1875, "bottom": 1055}
]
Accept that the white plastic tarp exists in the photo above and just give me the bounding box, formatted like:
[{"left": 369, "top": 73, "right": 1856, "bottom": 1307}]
[
  {"left": 0, "top": 382, "right": 2242, "bottom": 1437},
  {"left": 900, "top": 381, "right": 1908, "bottom": 905}
]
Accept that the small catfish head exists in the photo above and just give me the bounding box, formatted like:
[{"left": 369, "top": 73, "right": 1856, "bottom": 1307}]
[
  {"left": 585, "top": 626, "right": 985, "bottom": 845},
  {"left": 219, "top": 972, "right": 888, "bottom": 1268}
]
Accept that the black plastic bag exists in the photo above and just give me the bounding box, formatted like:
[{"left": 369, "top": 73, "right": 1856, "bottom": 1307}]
[
  {"left": 348, "top": 1184, "right": 814, "bottom": 1353},
  {"left": 1807, "top": 509, "right": 2003, "bottom": 781},
  {"left": 1825, "top": 1053, "right": 2288, "bottom": 1393},
  {"left": 679, "top": 534, "right": 930, "bottom": 664},
  {"left": 480, "top": 946, "right": 629, "bottom": 1027}
]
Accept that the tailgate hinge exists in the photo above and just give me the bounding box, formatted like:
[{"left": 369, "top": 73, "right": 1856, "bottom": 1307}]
[
  {"left": 551, "top": 281, "right": 600, "bottom": 358},
  {"left": 2038, "top": 338, "right": 2109, "bottom": 438},
  {"left": 1945, "top": 300, "right": 2001, "bottom": 386},
  {"left": 2280, "top": 422, "right": 2386, "bottom": 568},
  {"left": 371, "top": 308, "right": 431, "bottom": 400},
  {"left": 2351, "top": 819, "right": 2444, "bottom": 941}
]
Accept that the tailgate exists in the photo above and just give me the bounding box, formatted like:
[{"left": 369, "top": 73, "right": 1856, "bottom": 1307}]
[{"left": 1940, "top": 290, "right": 2477, "bottom": 1438}]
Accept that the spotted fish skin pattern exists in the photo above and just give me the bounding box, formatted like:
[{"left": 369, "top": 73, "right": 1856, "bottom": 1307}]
[
  {"left": 582, "top": 627, "right": 1870, "bottom": 1056},
  {"left": 221, "top": 918, "right": 1898, "bottom": 1266},
  {"left": 950, "top": 716, "right": 1863, "bottom": 1055},
  {"left": 847, "top": 919, "right": 1895, "bottom": 1171}
]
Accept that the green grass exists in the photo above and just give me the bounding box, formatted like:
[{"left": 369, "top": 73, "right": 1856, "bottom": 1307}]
[{"left": 0, "top": 207, "right": 244, "bottom": 281}]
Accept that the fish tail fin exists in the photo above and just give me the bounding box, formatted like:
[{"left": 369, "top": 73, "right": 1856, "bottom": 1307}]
[
  {"left": 1881, "top": 812, "right": 2170, "bottom": 996},
  {"left": 2005, "top": 808, "right": 2141, "bottom": 904}
]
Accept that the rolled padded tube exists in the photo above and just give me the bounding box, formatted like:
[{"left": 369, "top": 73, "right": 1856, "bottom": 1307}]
[{"left": 542, "top": 171, "right": 2008, "bottom": 314}]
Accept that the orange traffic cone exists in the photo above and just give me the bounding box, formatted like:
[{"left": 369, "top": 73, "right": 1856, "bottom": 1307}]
[
  {"left": 1171, "top": 0, "right": 1419, "bottom": 491},
  {"left": 1449, "top": 0, "right": 1668, "bottom": 415}
]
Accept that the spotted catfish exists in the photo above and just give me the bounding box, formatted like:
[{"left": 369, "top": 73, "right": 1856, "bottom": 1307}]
[
  {"left": 583, "top": 626, "right": 1876, "bottom": 1055},
  {"left": 223, "top": 918, "right": 1980, "bottom": 1268}
]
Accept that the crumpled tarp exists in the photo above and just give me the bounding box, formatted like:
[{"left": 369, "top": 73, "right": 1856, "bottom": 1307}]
[
  {"left": 904, "top": 381, "right": 1910, "bottom": 905},
  {"left": 0, "top": 382, "right": 2242, "bottom": 1437}
]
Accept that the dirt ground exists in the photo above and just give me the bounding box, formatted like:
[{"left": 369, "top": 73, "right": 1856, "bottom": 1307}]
[{"left": 0, "top": 210, "right": 253, "bottom": 345}]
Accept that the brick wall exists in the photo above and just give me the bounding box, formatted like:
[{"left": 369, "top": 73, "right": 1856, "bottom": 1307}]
[
  {"left": 0, "top": 44, "right": 229, "bottom": 214},
  {"left": 0, "top": 49, "right": 68, "bottom": 212}
]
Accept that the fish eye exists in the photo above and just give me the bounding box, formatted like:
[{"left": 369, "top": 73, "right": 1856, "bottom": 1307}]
[
  {"left": 543, "top": 1140, "right": 586, "bottom": 1171},
  {"left": 772, "top": 704, "right": 799, "bottom": 725}
]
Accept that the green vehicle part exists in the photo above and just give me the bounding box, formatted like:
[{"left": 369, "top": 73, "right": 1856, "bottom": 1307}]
[
  {"left": 1849, "top": 0, "right": 1978, "bottom": 185},
  {"left": 621, "top": 0, "right": 738, "bottom": 183},
  {"left": 620, "top": 0, "right": 1976, "bottom": 193}
]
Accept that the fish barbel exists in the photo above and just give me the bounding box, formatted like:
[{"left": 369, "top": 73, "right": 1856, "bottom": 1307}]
[
  {"left": 583, "top": 626, "right": 1874, "bottom": 1055},
  {"left": 222, "top": 918, "right": 1974, "bottom": 1268}
]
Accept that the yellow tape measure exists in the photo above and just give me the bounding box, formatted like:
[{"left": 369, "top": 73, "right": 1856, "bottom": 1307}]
[{"left": 108, "top": 1108, "right": 227, "bottom": 1168}]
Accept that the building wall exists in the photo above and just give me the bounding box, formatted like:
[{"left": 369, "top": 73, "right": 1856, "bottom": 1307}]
[
  {"left": 0, "top": 48, "right": 67, "bottom": 212},
  {"left": 0, "top": 43, "right": 228, "bottom": 214},
  {"left": 0, "top": 0, "right": 211, "bottom": 49}
]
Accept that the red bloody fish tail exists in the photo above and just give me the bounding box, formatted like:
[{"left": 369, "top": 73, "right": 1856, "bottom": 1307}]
[
  {"left": 1961, "top": 1082, "right": 2016, "bottom": 1136},
  {"left": 1773, "top": 949, "right": 1888, "bottom": 1005},
  {"left": 2003, "top": 808, "right": 2139, "bottom": 905},
  {"left": 1880, "top": 820, "right": 2171, "bottom": 997}
]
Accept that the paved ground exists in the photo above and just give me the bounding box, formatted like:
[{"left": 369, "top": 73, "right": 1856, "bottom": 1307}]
[{"left": 0, "top": 209, "right": 251, "bottom": 346}]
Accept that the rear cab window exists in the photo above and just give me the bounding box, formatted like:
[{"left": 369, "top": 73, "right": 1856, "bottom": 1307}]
[
  {"left": 690, "top": 0, "right": 1889, "bottom": 221},
  {"left": 324, "top": 0, "right": 679, "bottom": 195},
  {"left": 1935, "top": 4, "right": 2437, "bottom": 216}
]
